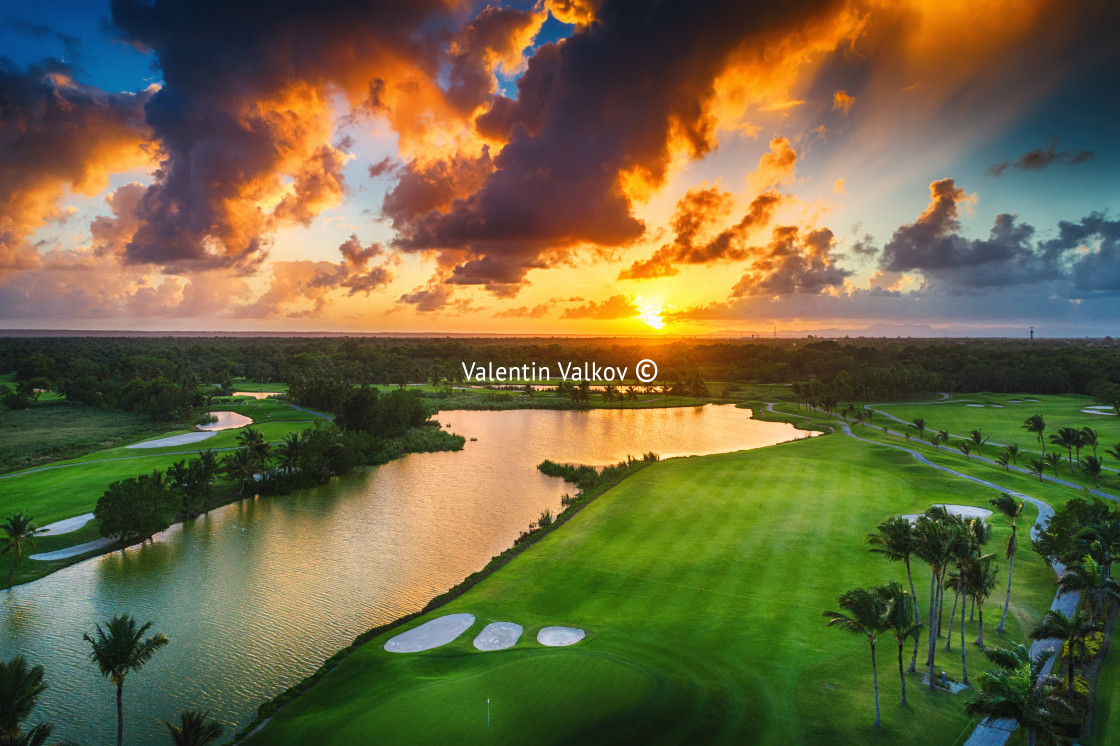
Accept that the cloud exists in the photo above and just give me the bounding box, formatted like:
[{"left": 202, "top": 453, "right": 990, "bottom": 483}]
[
  {"left": 831, "top": 89, "right": 854, "bottom": 115},
  {"left": 0, "top": 59, "right": 153, "bottom": 275},
  {"left": 879, "top": 178, "right": 1052, "bottom": 287},
  {"left": 619, "top": 188, "right": 783, "bottom": 279},
  {"left": 397, "top": 283, "right": 455, "bottom": 312},
  {"left": 392, "top": 0, "right": 864, "bottom": 291},
  {"left": 987, "top": 140, "right": 1095, "bottom": 176},
  {"left": 560, "top": 294, "right": 639, "bottom": 320},
  {"left": 493, "top": 302, "right": 554, "bottom": 318},
  {"left": 106, "top": 0, "right": 535, "bottom": 272},
  {"left": 731, "top": 225, "right": 850, "bottom": 296}
]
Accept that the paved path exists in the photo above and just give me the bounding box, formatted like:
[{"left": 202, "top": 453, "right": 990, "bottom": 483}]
[{"left": 765, "top": 404, "right": 1082, "bottom": 746}]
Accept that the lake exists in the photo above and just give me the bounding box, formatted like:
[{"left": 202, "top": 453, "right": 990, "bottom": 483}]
[{"left": 0, "top": 405, "right": 807, "bottom": 744}]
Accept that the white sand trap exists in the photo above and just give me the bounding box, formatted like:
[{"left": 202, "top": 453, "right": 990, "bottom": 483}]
[
  {"left": 1008, "top": 399, "right": 1022, "bottom": 403},
  {"left": 1083, "top": 408, "right": 1118, "bottom": 416},
  {"left": 385, "top": 613, "right": 475, "bottom": 653},
  {"left": 537, "top": 626, "right": 585, "bottom": 647},
  {"left": 473, "top": 622, "right": 524, "bottom": 651},
  {"left": 127, "top": 432, "right": 217, "bottom": 449},
  {"left": 1085, "top": 405, "right": 1114, "bottom": 410},
  {"left": 1025, "top": 398, "right": 1041, "bottom": 402},
  {"left": 965, "top": 404, "right": 985, "bottom": 407},
  {"left": 39, "top": 513, "right": 94, "bottom": 536},
  {"left": 901, "top": 504, "right": 993, "bottom": 523},
  {"left": 990, "top": 404, "right": 1004, "bottom": 408},
  {"left": 31, "top": 536, "right": 118, "bottom": 561}
]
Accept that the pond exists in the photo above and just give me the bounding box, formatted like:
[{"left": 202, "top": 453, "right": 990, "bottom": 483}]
[
  {"left": 0, "top": 405, "right": 807, "bottom": 744},
  {"left": 198, "top": 411, "right": 254, "bottom": 431}
]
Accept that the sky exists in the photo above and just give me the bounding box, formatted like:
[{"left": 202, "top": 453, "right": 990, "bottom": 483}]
[{"left": 1, "top": 0, "right": 1118, "bottom": 337}]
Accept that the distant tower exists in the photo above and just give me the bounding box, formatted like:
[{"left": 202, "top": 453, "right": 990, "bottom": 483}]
[{"left": 1030, "top": 327, "right": 1034, "bottom": 345}]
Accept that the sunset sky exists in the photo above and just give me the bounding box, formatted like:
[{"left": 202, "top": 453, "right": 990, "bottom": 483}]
[{"left": 1, "top": 0, "right": 1117, "bottom": 336}]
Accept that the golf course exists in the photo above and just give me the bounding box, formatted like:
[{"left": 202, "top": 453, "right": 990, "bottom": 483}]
[{"left": 243, "top": 424, "right": 1068, "bottom": 745}]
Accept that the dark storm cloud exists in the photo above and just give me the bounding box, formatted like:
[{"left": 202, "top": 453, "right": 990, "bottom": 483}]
[
  {"left": 106, "top": 0, "right": 454, "bottom": 270},
  {"left": 879, "top": 178, "right": 1053, "bottom": 287},
  {"left": 987, "top": 141, "right": 1095, "bottom": 176},
  {"left": 393, "top": 0, "right": 842, "bottom": 288}
]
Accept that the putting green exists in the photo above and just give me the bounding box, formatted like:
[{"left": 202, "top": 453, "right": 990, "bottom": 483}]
[{"left": 331, "top": 652, "right": 653, "bottom": 745}]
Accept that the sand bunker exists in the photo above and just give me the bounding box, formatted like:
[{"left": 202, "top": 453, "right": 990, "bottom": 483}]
[
  {"left": 473, "top": 622, "right": 524, "bottom": 651},
  {"left": 39, "top": 513, "right": 94, "bottom": 536},
  {"left": 1083, "top": 409, "right": 1118, "bottom": 416},
  {"left": 1008, "top": 399, "right": 1021, "bottom": 403},
  {"left": 990, "top": 404, "right": 1004, "bottom": 408},
  {"left": 965, "top": 404, "right": 985, "bottom": 407},
  {"left": 902, "top": 504, "right": 993, "bottom": 523},
  {"left": 31, "top": 537, "right": 118, "bottom": 561},
  {"left": 127, "top": 432, "right": 217, "bottom": 449},
  {"left": 537, "top": 626, "right": 585, "bottom": 647},
  {"left": 385, "top": 613, "right": 475, "bottom": 653}
]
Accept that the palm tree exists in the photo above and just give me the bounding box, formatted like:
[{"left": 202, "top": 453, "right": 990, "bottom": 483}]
[
  {"left": 877, "top": 582, "right": 921, "bottom": 706},
  {"left": 1027, "top": 458, "right": 1046, "bottom": 481},
  {"left": 957, "top": 442, "right": 973, "bottom": 461},
  {"left": 1044, "top": 452, "right": 1063, "bottom": 477},
  {"left": 929, "top": 433, "right": 943, "bottom": 451},
  {"left": 969, "top": 429, "right": 988, "bottom": 458},
  {"left": 0, "top": 655, "right": 53, "bottom": 746},
  {"left": 602, "top": 385, "right": 617, "bottom": 404},
  {"left": 221, "top": 448, "right": 257, "bottom": 494},
  {"left": 197, "top": 449, "right": 219, "bottom": 504},
  {"left": 1022, "top": 414, "right": 1046, "bottom": 455},
  {"left": 1057, "top": 556, "right": 1120, "bottom": 621},
  {"left": 1030, "top": 609, "right": 1102, "bottom": 699},
  {"left": 966, "top": 644, "right": 1069, "bottom": 746},
  {"left": 937, "top": 429, "right": 951, "bottom": 445},
  {"left": 912, "top": 418, "right": 926, "bottom": 440},
  {"left": 1106, "top": 442, "right": 1120, "bottom": 465},
  {"left": 624, "top": 386, "right": 639, "bottom": 405},
  {"left": 276, "top": 431, "right": 306, "bottom": 471},
  {"left": 867, "top": 516, "right": 922, "bottom": 671},
  {"left": 1082, "top": 427, "right": 1098, "bottom": 458},
  {"left": 163, "top": 710, "right": 224, "bottom": 746},
  {"left": 968, "top": 557, "right": 999, "bottom": 647},
  {"left": 823, "top": 587, "right": 889, "bottom": 727},
  {"left": 83, "top": 614, "right": 169, "bottom": 746},
  {"left": 1074, "top": 519, "right": 1120, "bottom": 580},
  {"left": 1, "top": 513, "right": 46, "bottom": 583},
  {"left": 1081, "top": 456, "right": 1104, "bottom": 488},
  {"left": 1004, "top": 444, "right": 1022, "bottom": 465},
  {"left": 995, "top": 453, "right": 1011, "bottom": 471},
  {"left": 990, "top": 494, "right": 1025, "bottom": 633},
  {"left": 236, "top": 426, "right": 270, "bottom": 468},
  {"left": 1049, "top": 427, "right": 1079, "bottom": 474},
  {"left": 914, "top": 515, "right": 956, "bottom": 690}
]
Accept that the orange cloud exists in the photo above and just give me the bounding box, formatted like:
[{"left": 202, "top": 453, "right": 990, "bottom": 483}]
[{"left": 832, "top": 89, "right": 854, "bottom": 115}]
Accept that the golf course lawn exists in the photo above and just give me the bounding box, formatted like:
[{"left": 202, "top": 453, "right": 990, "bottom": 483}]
[
  {"left": 247, "top": 433, "right": 1057, "bottom": 745},
  {"left": 873, "top": 394, "right": 1120, "bottom": 458}
]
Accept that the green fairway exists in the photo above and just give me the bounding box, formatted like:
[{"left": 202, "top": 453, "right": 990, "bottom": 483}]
[
  {"left": 873, "top": 394, "right": 1120, "bottom": 456},
  {"left": 248, "top": 434, "right": 1056, "bottom": 745}
]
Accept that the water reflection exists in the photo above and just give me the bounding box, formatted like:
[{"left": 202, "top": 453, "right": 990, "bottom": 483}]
[
  {"left": 199, "top": 411, "right": 254, "bottom": 431},
  {"left": 0, "top": 405, "right": 806, "bottom": 743}
]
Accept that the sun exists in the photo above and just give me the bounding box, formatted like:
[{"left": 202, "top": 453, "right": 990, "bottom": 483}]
[{"left": 635, "top": 296, "right": 666, "bottom": 330}]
